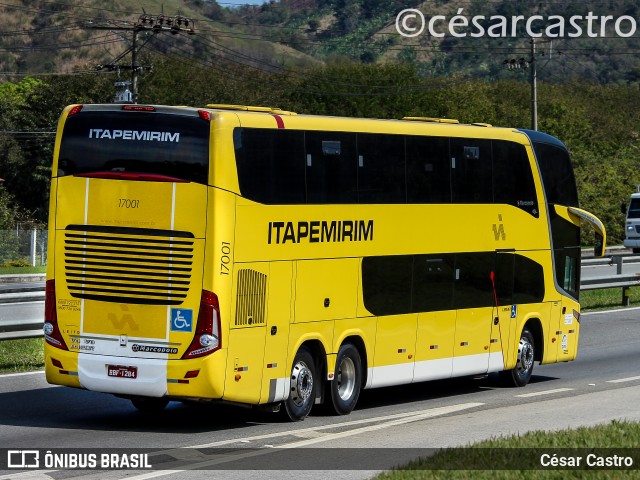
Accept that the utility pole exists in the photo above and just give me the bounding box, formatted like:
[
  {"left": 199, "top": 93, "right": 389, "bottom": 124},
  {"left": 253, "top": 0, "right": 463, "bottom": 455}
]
[
  {"left": 86, "top": 15, "right": 195, "bottom": 103},
  {"left": 530, "top": 38, "right": 537, "bottom": 131},
  {"left": 131, "top": 25, "right": 139, "bottom": 103},
  {"left": 503, "top": 38, "right": 553, "bottom": 131}
]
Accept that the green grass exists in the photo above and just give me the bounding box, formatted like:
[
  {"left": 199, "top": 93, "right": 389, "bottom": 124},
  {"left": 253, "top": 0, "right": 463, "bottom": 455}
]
[
  {"left": 375, "top": 420, "right": 640, "bottom": 479},
  {"left": 0, "top": 337, "right": 44, "bottom": 374},
  {"left": 580, "top": 287, "right": 640, "bottom": 311},
  {"left": 0, "top": 266, "right": 46, "bottom": 275}
]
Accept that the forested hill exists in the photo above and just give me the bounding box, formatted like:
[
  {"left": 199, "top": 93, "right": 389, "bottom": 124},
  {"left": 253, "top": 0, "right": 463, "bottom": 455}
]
[
  {"left": 226, "top": 0, "right": 640, "bottom": 84},
  {"left": 1, "top": 0, "right": 640, "bottom": 83}
]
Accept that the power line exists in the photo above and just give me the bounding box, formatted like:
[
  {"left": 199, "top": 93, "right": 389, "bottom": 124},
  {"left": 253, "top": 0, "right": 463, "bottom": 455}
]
[{"left": 86, "top": 14, "right": 196, "bottom": 103}]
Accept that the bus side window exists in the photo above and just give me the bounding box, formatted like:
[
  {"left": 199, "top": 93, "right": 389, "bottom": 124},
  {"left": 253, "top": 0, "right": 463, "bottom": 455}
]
[
  {"left": 362, "top": 256, "right": 413, "bottom": 316},
  {"left": 235, "top": 128, "right": 306, "bottom": 204},
  {"left": 513, "top": 255, "right": 545, "bottom": 304},
  {"left": 493, "top": 140, "right": 539, "bottom": 217},
  {"left": 406, "top": 136, "right": 451, "bottom": 203},
  {"left": 306, "top": 131, "right": 357, "bottom": 204},
  {"left": 494, "top": 253, "right": 514, "bottom": 306},
  {"left": 356, "top": 133, "right": 406, "bottom": 204},
  {"left": 451, "top": 138, "right": 492, "bottom": 204},
  {"left": 412, "top": 255, "right": 455, "bottom": 313},
  {"left": 453, "top": 252, "right": 495, "bottom": 309}
]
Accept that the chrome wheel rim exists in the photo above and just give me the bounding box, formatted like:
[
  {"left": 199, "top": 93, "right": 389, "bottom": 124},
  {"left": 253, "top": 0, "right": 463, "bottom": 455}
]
[
  {"left": 516, "top": 336, "right": 534, "bottom": 375},
  {"left": 290, "top": 360, "right": 313, "bottom": 407},
  {"left": 336, "top": 356, "right": 356, "bottom": 401}
]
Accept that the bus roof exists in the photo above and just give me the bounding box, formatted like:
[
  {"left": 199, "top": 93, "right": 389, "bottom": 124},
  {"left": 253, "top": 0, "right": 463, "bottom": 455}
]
[{"left": 68, "top": 103, "right": 542, "bottom": 144}]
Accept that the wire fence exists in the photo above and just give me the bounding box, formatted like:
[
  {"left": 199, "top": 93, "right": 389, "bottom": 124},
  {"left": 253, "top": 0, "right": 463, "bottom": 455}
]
[{"left": 0, "top": 229, "right": 48, "bottom": 267}]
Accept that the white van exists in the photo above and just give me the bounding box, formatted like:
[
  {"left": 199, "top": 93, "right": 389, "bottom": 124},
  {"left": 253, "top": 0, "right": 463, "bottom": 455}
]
[{"left": 623, "top": 192, "right": 640, "bottom": 253}]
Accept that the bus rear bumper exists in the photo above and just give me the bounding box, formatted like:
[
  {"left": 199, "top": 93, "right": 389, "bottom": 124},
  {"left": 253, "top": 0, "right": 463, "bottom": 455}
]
[
  {"left": 624, "top": 239, "right": 640, "bottom": 249},
  {"left": 45, "top": 346, "right": 227, "bottom": 400},
  {"left": 78, "top": 353, "right": 168, "bottom": 397}
]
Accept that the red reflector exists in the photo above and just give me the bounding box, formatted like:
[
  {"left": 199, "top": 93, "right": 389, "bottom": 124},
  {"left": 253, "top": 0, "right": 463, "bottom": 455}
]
[
  {"left": 198, "top": 109, "right": 211, "bottom": 122},
  {"left": 122, "top": 105, "right": 156, "bottom": 112},
  {"left": 75, "top": 172, "right": 188, "bottom": 183},
  {"left": 44, "top": 280, "right": 68, "bottom": 351},
  {"left": 68, "top": 105, "right": 83, "bottom": 116},
  {"left": 184, "top": 370, "right": 200, "bottom": 379},
  {"left": 51, "top": 358, "right": 63, "bottom": 369}
]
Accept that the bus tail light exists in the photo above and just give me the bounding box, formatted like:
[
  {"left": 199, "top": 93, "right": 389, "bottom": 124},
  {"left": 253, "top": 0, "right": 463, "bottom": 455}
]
[
  {"left": 44, "top": 280, "right": 68, "bottom": 350},
  {"left": 197, "top": 109, "right": 211, "bottom": 122},
  {"left": 68, "top": 105, "right": 83, "bottom": 116},
  {"left": 182, "top": 290, "right": 221, "bottom": 359}
]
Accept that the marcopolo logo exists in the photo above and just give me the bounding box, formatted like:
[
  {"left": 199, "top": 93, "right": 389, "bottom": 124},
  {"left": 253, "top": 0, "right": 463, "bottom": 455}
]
[
  {"left": 396, "top": 6, "right": 637, "bottom": 39},
  {"left": 131, "top": 344, "right": 178, "bottom": 354}
]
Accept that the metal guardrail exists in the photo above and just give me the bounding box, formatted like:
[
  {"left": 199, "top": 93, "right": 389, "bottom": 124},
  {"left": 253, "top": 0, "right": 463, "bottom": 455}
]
[
  {"left": 2, "top": 253, "right": 640, "bottom": 341},
  {"left": 581, "top": 254, "right": 640, "bottom": 306},
  {"left": 0, "top": 274, "right": 45, "bottom": 341},
  {"left": 0, "top": 321, "right": 43, "bottom": 341}
]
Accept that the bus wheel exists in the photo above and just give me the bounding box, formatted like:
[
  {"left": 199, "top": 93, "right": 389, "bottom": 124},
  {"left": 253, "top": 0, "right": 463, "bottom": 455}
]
[
  {"left": 501, "top": 329, "right": 535, "bottom": 387},
  {"left": 131, "top": 397, "right": 169, "bottom": 412},
  {"left": 329, "top": 343, "right": 362, "bottom": 415},
  {"left": 284, "top": 346, "right": 316, "bottom": 421}
]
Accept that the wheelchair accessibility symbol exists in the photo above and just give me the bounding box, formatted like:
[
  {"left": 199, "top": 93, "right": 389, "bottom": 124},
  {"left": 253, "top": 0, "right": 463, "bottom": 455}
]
[{"left": 171, "top": 309, "right": 193, "bottom": 332}]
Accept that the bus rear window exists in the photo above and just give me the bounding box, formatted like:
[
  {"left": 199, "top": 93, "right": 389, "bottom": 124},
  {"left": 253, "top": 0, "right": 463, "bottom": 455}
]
[{"left": 58, "top": 111, "right": 210, "bottom": 184}]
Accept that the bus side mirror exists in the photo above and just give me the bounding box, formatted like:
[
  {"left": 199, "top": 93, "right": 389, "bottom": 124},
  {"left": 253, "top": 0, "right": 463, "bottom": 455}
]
[
  {"left": 621, "top": 202, "right": 627, "bottom": 215},
  {"left": 594, "top": 233, "right": 604, "bottom": 257}
]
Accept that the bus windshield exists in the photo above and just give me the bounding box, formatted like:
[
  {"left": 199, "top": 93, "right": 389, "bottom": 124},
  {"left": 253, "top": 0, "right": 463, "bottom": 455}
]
[
  {"left": 58, "top": 110, "right": 210, "bottom": 184},
  {"left": 628, "top": 198, "right": 640, "bottom": 219}
]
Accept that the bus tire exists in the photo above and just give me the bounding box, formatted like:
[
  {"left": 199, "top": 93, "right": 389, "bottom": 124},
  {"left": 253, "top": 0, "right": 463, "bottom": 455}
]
[
  {"left": 329, "top": 343, "right": 362, "bottom": 415},
  {"left": 131, "top": 397, "right": 169, "bottom": 412},
  {"left": 501, "top": 328, "right": 535, "bottom": 387},
  {"left": 284, "top": 346, "right": 316, "bottom": 421}
]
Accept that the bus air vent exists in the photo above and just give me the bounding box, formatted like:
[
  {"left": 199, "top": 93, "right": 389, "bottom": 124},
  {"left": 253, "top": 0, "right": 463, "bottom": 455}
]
[
  {"left": 63, "top": 225, "right": 194, "bottom": 305},
  {"left": 402, "top": 117, "right": 459, "bottom": 124},
  {"left": 235, "top": 269, "right": 267, "bottom": 326},
  {"left": 205, "top": 104, "right": 297, "bottom": 116}
]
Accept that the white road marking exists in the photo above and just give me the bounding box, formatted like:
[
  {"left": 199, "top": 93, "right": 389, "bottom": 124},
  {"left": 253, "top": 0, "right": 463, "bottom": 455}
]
[
  {"left": 582, "top": 306, "right": 640, "bottom": 316},
  {"left": 0, "top": 471, "right": 57, "bottom": 479},
  {"left": 515, "top": 388, "right": 574, "bottom": 398},
  {"left": 607, "top": 376, "right": 640, "bottom": 384},
  {"left": 0, "top": 370, "right": 44, "bottom": 379},
  {"left": 189, "top": 402, "right": 481, "bottom": 449},
  {"left": 124, "top": 402, "right": 484, "bottom": 479}
]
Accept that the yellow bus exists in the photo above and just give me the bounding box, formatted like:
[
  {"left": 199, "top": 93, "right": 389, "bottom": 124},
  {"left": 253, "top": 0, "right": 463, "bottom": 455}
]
[{"left": 44, "top": 103, "right": 606, "bottom": 421}]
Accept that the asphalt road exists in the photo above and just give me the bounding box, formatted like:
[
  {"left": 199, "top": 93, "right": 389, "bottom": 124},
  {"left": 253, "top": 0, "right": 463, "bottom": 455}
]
[{"left": 0, "top": 307, "right": 639, "bottom": 479}]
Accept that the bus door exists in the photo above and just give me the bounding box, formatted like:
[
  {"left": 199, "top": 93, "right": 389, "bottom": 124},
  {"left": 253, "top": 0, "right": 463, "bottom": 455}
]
[
  {"left": 224, "top": 263, "right": 269, "bottom": 404},
  {"left": 413, "top": 256, "right": 456, "bottom": 382},
  {"left": 493, "top": 251, "right": 516, "bottom": 370},
  {"left": 259, "top": 261, "right": 293, "bottom": 404},
  {"left": 451, "top": 253, "right": 494, "bottom": 376},
  {"left": 362, "top": 256, "right": 417, "bottom": 388}
]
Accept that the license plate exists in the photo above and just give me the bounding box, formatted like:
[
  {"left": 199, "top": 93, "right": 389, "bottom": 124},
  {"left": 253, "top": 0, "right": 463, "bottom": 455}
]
[{"left": 107, "top": 365, "right": 138, "bottom": 379}]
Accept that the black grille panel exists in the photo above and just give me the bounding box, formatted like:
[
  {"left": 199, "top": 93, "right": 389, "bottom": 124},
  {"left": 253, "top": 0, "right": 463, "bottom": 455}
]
[{"left": 64, "top": 225, "right": 194, "bottom": 305}]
